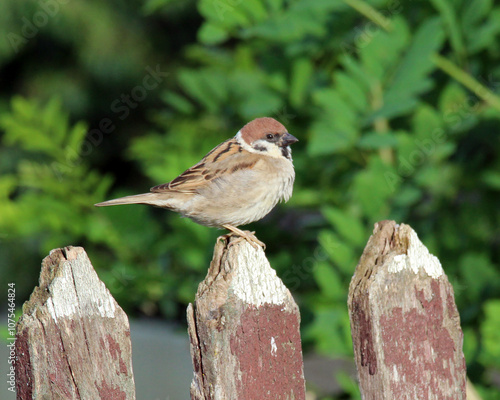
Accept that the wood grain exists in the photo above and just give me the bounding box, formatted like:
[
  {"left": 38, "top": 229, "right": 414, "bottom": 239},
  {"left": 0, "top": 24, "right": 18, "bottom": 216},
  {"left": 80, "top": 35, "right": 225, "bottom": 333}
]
[
  {"left": 15, "top": 246, "right": 135, "bottom": 400},
  {"left": 188, "top": 236, "right": 306, "bottom": 400},
  {"left": 348, "top": 221, "right": 466, "bottom": 400}
]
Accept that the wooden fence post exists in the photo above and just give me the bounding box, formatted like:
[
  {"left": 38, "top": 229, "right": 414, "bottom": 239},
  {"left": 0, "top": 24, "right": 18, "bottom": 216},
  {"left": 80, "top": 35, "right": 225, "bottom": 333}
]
[
  {"left": 348, "top": 220, "right": 466, "bottom": 399},
  {"left": 187, "top": 236, "right": 306, "bottom": 400},
  {"left": 15, "top": 246, "right": 135, "bottom": 400}
]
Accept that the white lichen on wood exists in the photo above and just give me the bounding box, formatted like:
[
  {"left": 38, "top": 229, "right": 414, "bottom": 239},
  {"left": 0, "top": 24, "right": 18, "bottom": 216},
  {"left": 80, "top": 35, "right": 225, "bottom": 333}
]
[
  {"left": 231, "top": 242, "right": 288, "bottom": 306},
  {"left": 387, "top": 225, "right": 443, "bottom": 279},
  {"left": 271, "top": 337, "right": 277, "bottom": 356},
  {"left": 348, "top": 220, "right": 466, "bottom": 399},
  {"left": 188, "top": 236, "right": 306, "bottom": 400},
  {"left": 46, "top": 248, "right": 116, "bottom": 321},
  {"left": 16, "top": 246, "right": 135, "bottom": 400}
]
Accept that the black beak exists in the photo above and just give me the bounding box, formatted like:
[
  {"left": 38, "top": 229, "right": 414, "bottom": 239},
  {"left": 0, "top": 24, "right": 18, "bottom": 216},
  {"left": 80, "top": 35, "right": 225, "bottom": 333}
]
[{"left": 281, "top": 132, "right": 299, "bottom": 146}]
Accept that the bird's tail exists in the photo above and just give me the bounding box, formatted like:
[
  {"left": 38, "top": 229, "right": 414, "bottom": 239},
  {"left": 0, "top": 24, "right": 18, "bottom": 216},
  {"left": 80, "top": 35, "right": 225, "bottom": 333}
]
[{"left": 95, "top": 193, "right": 161, "bottom": 207}]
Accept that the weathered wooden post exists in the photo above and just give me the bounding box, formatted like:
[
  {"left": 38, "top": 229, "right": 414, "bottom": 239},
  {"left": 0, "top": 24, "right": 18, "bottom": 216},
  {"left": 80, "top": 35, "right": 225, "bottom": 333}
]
[
  {"left": 348, "top": 220, "right": 466, "bottom": 399},
  {"left": 15, "top": 246, "right": 135, "bottom": 400},
  {"left": 187, "top": 236, "right": 306, "bottom": 400}
]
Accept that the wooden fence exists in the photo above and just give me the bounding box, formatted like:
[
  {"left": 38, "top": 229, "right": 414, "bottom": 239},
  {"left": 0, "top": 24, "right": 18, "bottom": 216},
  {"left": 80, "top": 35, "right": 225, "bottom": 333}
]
[
  {"left": 14, "top": 221, "right": 467, "bottom": 399},
  {"left": 348, "top": 220, "right": 466, "bottom": 399}
]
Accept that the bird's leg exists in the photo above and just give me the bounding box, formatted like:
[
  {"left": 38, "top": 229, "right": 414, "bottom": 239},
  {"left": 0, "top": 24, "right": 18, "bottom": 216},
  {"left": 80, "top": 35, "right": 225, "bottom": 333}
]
[{"left": 222, "top": 224, "right": 266, "bottom": 250}]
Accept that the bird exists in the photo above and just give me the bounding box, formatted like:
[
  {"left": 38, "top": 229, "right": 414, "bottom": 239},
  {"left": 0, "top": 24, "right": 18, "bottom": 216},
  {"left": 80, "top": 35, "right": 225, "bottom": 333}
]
[{"left": 95, "top": 117, "right": 298, "bottom": 249}]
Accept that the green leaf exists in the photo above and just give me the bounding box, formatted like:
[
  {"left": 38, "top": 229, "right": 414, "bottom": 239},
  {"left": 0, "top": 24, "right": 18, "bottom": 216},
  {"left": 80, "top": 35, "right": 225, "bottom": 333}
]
[
  {"left": 308, "top": 117, "right": 358, "bottom": 155},
  {"left": 464, "top": 7, "right": 500, "bottom": 54},
  {"left": 336, "top": 371, "right": 361, "bottom": 400},
  {"left": 177, "top": 69, "right": 228, "bottom": 112},
  {"left": 198, "top": 22, "right": 229, "bottom": 45},
  {"left": 415, "top": 164, "right": 459, "bottom": 198},
  {"left": 351, "top": 156, "right": 397, "bottom": 218},
  {"left": 335, "top": 72, "right": 368, "bottom": 113},
  {"left": 480, "top": 299, "right": 500, "bottom": 368},
  {"left": 439, "top": 83, "right": 468, "bottom": 119},
  {"left": 462, "top": 0, "right": 492, "bottom": 30},
  {"left": 305, "top": 306, "right": 352, "bottom": 356},
  {"left": 339, "top": 53, "right": 373, "bottom": 92},
  {"left": 430, "top": 0, "right": 465, "bottom": 60},
  {"left": 238, "top": 0, "right": 268, "bottom": 22},
  {"left": 198, "top": 0, "right": 252, "bottom": 30},
  {"left": 359, "top": 16, "right": 410, "bottom": 82},
  {"left": 459, "top": 253, "right": 500, "bottom": 303},
  {"left": 322, "top": 206, "right": 366, "bottom": 246},
  {"left": 482, "top": 170, "right": 500, "bottom": 190},
  {"left": 161, "top": 91, "right": 196, "bottom": 114},
  {"left": 241, "top": 0, "right": 342, "bottom": 42},
  {"left": 392, "top": 185, "right": 422, "bottom": 207},
  {"left": 0, "top": 97, "right": 88, "bottom": 161},
  {"left": 313, "top": 261, "right": 344, "bottom": 301},
  {"left": 365, "top": 98, "right": 419, "bottom": 123},
  {"left": 238, "top": 88, "right": 282, "bottom": 118},
  {"left": 265, "top": 0, "right": 284, "bottom": 13},
  {"left": 412, "top": 104, "right": 443, "bottom": 139},
  {"left": 384, "top": 17, "right": 445, "bottom": 108},
  {"left": 318, "top": 230, "right": 355, "bottom": 273},
  {"left": 358, "top": 131, "right": 399, "bottom": 149}
]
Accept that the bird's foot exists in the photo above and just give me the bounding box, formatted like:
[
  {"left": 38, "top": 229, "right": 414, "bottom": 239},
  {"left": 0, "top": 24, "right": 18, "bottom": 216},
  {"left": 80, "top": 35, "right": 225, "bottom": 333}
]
[{"left": 222, "top": 225, "right": 266, "bottom": 250}]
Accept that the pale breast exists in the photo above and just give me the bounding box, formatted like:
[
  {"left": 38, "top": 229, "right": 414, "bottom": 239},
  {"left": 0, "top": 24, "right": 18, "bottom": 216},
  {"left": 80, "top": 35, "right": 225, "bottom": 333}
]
[{"left": 180, "top": 156, "right": 295, "bottom": 227}]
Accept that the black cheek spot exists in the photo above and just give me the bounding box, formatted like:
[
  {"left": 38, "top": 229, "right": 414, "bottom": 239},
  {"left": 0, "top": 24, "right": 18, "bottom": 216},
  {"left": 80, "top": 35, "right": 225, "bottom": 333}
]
[{"left": 253, "top": 144, "right": 267, "bottom": 152}]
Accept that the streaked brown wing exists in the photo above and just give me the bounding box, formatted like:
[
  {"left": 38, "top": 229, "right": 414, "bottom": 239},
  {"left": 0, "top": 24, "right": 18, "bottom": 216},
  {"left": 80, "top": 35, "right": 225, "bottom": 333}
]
[{"left": 150, "top": 138, "right": 258, "bottom": 194}]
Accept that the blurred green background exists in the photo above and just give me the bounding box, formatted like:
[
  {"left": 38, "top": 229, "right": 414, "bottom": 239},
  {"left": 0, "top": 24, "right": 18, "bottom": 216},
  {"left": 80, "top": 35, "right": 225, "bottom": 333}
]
[{"left": 1, "top": 0, "right": 500, "bottom": 398}]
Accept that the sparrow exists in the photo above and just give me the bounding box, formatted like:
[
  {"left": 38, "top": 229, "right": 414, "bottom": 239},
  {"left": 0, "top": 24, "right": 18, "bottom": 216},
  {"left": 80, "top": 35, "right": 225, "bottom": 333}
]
[{"left": 95, "top": 117, "right": 298, "bottom": 249}]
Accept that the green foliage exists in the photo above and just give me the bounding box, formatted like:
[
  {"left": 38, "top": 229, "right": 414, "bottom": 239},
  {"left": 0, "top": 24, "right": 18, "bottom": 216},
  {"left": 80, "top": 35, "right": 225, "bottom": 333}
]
[{"left": 1, "top": 0, "right": 500, "bottom": 397}]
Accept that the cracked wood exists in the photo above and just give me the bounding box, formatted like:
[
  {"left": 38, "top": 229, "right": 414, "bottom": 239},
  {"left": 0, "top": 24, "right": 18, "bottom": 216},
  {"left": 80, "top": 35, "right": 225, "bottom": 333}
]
[
  {"left": 15, "top": 246, "right": 135, "bottom": 400},
  {"left": 348, "top": 220, "right": 466, "bottom": 400},
  {"left": 188, "top": 236, "right": 306, "bottom": 400}
]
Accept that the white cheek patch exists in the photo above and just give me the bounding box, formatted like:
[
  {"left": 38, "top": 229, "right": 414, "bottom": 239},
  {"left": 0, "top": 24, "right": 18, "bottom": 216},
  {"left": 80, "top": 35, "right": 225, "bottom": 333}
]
[
  {"left": 235, "top": 131, "right": 283, "bottom": 159},
  {"left": 235, "top": 130, "right": 255, "bottom": 153}
]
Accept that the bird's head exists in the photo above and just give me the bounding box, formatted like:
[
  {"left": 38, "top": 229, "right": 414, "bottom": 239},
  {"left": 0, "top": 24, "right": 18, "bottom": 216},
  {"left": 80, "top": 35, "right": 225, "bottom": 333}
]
[{"left": 237, "top": 117, "right": 298, "bottom": 160}]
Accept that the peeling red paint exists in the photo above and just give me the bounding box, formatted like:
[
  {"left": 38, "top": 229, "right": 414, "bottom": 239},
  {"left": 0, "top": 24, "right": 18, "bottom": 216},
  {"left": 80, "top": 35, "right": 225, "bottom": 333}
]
[
  {"left": 97, "top": 380, "right": 127, "bottom": 400},
  {"left": 229, "top": 304, "right": 305, "bottom": 399},
  {"left": 119, "top": 358, "right": 128, "bottom": 375},
  {"left": 15, "top": 330, "right": 34, "bottom": 399},
  {"left": 380, "top": 281, "right": 465, "bottom": 399},
  {"left": 352, "top": 300, "right": 377, "bottom": 375},
  {"left": 107, "top": 334, "right": 120, "bottom": 360},
  {"left": 107, "top": 333, "right": 128, "bottom": 375}
]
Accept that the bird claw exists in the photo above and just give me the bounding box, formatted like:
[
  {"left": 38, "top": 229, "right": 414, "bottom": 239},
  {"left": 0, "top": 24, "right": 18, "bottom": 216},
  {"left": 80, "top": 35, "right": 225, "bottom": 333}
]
[
  {"left": 221, "top": 225, "right": 266, "bottom": 250},
  {"left": 229, "top": 233, "right": 266, "bottom": 250}
]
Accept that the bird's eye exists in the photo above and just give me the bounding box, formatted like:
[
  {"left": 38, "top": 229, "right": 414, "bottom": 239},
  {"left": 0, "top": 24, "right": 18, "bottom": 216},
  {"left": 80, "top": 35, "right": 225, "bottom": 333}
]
[{"left": 266, "top": 133, "right": 275, "bottom": 140}]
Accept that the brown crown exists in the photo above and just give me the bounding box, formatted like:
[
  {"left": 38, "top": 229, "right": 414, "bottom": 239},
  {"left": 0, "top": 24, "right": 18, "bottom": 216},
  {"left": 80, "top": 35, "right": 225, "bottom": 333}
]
[{"left": 240, "top": 117, "right": 287, "bottom": 144}]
